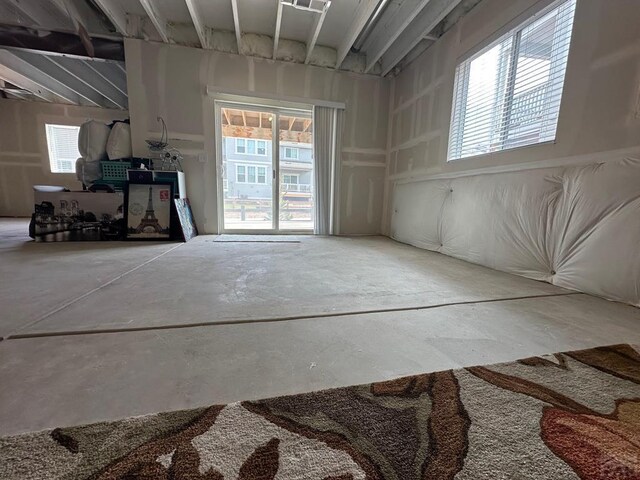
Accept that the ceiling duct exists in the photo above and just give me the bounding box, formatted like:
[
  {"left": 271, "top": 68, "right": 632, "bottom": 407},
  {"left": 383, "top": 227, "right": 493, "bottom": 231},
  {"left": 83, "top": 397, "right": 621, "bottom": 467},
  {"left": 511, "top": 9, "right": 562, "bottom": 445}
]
[{"left": 281, "top": 0, "right": 331, "bottom": 14}]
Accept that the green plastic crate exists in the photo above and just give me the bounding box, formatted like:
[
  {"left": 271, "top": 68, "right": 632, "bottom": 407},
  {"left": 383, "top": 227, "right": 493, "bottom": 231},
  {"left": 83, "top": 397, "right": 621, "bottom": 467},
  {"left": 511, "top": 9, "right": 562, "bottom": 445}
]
[{"left": 100, "top": 160, "right": 132, "bottom": 189}]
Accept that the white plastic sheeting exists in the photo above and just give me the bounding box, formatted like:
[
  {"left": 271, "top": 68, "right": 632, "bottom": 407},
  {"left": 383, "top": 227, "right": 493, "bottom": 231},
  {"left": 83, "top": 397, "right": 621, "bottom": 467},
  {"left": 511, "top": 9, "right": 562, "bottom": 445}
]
[{"left": 390, "top": 157, "right": 640, "bottom": 306}]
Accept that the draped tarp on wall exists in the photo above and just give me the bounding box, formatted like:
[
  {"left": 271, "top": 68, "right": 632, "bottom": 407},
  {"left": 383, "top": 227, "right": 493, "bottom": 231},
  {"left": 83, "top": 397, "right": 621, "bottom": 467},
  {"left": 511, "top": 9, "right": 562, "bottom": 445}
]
[{"left": 390, "top": 157, "right": 640, "bottom": 306}]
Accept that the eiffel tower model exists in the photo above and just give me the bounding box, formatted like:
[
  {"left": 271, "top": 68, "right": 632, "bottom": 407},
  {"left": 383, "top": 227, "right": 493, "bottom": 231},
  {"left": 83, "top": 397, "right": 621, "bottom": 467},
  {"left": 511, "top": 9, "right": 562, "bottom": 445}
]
[{"left": 136, "top": 186, "right": 163, "bottom": 233}]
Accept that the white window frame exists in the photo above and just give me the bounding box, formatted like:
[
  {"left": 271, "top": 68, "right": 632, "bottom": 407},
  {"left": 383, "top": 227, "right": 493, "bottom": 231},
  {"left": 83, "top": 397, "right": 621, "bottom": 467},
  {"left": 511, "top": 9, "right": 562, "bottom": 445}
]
[
  {"left": 236, "top": 164, "right": 247, "bottom": 182},
  {"left": 235, "top": 138, "right": 268, "bottom": 156},
  {"left": 283, "top": 174, "right": 299, "bottom": 184},
  {"left": 283, "top": 147, "right": 299, "bottom": 160},
  {"left": 236, "top": 164, "right": 268, "bottom": 184},
  {"left": 45, "top": 123, "right": 81, "bottom": 174},
  {"left": 447, "top": 0, "right": 576, "bottom": 161},
  {"left": 235, "top": 138, "right": 246, "bottom": 154}
]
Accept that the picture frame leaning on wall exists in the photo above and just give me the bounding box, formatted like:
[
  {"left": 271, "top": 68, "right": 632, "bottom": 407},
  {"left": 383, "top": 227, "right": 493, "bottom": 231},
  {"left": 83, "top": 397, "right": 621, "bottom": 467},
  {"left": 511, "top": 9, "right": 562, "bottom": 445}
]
[{"left": 124, "top": 182, "right": 174, "bottom": 240}]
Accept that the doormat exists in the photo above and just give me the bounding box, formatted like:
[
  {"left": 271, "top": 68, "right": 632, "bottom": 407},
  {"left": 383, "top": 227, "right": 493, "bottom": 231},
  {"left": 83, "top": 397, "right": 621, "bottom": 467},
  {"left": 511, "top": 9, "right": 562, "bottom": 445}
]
[
  {"left": 2, "top": 344, "right": 639, "bottom": 479},
  {"left": 212, "top": 235, "right": 303, "bottom": 243}
]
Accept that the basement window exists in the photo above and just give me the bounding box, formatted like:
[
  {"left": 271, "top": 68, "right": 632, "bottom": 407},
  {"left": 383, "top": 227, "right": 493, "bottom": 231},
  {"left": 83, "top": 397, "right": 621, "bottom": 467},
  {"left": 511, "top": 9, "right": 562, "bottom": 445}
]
[
  {"left": 45, "top": 124, "right": 81, "bottom": 173},
  {"left": 447, "top": 0, "right": 576, "bottom": 161}
]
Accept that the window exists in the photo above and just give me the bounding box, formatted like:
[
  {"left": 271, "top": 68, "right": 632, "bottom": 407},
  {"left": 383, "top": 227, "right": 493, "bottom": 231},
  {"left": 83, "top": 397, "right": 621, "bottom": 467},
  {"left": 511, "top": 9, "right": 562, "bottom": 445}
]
[
  {"left": 247, "top": 165, "right": 256, "bottom": 183},
  {"left": 257, "top": 166, "right": 267, "bottom": 184},
  {"left": 235, "top": 138, "right": 268, "bottom": 156},
  {"left": 283, "top": 174, "right": 299, "bottom": 184},
  {"left": 236, "top": 165, "right": 246, "bottom": 182},
  {"left": 284, "top": 147, "right": 299, "bottom": 160},
  {"left": 236, "top": 164, "right": 267, "bottom": 184},
  {"left": 45, "top": 124, "right": 81, "bottom": 173},
  {"left": 447, "top": 0, "right": 576, "bottom": 161}
]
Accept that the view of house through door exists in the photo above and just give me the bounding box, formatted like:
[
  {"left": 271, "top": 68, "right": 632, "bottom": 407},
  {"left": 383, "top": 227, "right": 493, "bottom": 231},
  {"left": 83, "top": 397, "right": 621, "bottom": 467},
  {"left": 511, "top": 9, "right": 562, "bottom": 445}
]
[{"left": 219, "top": 104, "right": 314, "bottom": 232}]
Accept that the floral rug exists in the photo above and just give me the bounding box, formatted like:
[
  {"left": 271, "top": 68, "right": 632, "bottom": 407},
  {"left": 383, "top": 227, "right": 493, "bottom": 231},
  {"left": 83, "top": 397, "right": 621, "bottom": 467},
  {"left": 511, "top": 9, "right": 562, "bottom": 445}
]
[{"left": 2, "top": 344, "right": 639, "bottom": 479}]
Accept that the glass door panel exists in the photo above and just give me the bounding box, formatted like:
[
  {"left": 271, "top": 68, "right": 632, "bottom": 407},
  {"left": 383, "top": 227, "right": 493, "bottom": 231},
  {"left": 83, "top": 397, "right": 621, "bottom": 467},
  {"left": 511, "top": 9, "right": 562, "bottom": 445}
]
[
  {"left": 278, "top": 114, "right": 314, "bottom": 231},
  {"left": 220, "top": 107, "right": 274, "bottom": 231}
]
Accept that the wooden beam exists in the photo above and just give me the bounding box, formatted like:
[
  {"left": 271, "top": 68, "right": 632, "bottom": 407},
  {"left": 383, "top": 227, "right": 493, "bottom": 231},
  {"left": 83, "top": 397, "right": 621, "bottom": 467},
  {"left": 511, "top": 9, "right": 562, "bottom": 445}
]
[
  {"left": 288, "top": 117, "right": 296, "bottom": 131},
  {"left": 273, "top": 0, "right": 284, "bottom": 59},
  {"left": 303, "top": 119, "right": 312, "bottom": 132},
  {"left": 241, "top": 110, "right": 247, "bottom": 127},
  {"left": 305, "top": 2, "right": 329, "bottom": 64},
  {"left": 335, "top": 0, "right": 379, "bottom": 68},
  {"left": 230, "top": 0, "right": 242, "bottom": 54},
  {"left": 185, "top": 0, "right": 207, "bottom": 48},
  {"left": 223, "top": 124, "right": 311, "bottom": 143},
  {"left": 223, "top": 109, "right": 231, "bottom": 125},
  {"left": 139, "top": 0, "right": 170, "bottom": 43}
]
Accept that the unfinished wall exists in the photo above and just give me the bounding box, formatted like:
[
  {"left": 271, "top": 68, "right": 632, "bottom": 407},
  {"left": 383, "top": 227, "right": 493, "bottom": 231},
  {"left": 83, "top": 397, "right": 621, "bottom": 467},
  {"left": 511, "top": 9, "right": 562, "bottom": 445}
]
[
  {"left": 0, "top": 99, "right": 128, "bottom": 217},
  {"left": 124, "top": 38, "right": 390, "bottom": 235},
  {"left": 385, "top": 0, "right": 640, "bottom": 232}
]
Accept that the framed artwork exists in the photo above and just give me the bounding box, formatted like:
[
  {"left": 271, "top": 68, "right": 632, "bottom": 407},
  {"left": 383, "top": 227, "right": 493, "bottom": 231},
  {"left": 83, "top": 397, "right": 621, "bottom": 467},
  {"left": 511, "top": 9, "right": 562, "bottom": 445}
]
[
  {"left": 125, "top": 182, "right": 173, "bottom": 240},
  {"left": 174, "top": 198, "right": 198, "bottom": 242}
]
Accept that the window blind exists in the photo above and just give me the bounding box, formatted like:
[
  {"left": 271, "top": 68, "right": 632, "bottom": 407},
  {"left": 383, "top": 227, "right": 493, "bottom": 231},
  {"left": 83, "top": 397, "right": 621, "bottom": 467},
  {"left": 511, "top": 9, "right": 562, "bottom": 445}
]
[
  {"left": 448, "top": 0, "right": 576, "bottom": 161},
  {"left": 45, "top": 124, "right": 81, "bottom": 173}
]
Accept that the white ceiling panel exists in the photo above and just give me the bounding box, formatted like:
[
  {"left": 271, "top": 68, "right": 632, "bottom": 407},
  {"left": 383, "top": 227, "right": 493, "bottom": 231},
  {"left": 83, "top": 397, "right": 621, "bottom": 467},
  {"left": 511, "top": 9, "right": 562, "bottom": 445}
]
[
  {"left": 315, "top": 0, "right": 361, "bottom": 48},
  {"left": 279, "top": 3, "right": 315, "bottom": 43},
  {"left": 155, "top": 0, "right": 194, "bottom": 24},
  {"left": 197, "top": 0, "right": 235, "bottom": 31}
]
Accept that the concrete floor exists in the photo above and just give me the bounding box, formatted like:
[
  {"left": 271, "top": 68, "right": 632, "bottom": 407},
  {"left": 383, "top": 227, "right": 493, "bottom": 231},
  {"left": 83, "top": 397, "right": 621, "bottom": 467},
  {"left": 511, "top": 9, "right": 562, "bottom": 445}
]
[{"left": 1, "top": 218, "right": 639, "bottom": 436}]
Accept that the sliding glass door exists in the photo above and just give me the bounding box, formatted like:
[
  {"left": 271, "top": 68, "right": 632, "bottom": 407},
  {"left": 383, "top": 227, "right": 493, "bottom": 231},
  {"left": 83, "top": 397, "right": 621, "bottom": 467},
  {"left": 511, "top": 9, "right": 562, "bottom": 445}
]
[
  {"left": 278, "top": 112, "right": 313, "bottom": 231},
  {"left": 217, "top": 102, "right": 314, "bottom": 233}
]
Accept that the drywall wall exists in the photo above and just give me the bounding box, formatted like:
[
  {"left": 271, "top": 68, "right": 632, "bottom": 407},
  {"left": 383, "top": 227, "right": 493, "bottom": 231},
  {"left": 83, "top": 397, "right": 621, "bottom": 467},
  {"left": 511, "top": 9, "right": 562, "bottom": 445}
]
[
  {"left": 384, "top": 0, "right": 640, "bottom": 232},
  {"left": 0, "top": 99, "right": 128, "bottom": 217},
  {"left": 124, "top": 38, "right": 390, "bottom": 235}
]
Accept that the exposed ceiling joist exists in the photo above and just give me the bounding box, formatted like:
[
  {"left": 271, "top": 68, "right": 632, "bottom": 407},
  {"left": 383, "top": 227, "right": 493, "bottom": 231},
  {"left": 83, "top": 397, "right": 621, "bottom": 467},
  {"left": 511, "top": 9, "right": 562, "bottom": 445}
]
[
  {"left": 139, "top": 0, "right": 170, "bottom": 43},
  {"left": 380, "top": 0, "right": 462, "bottom": 76},
  {"left": 7, "top": 0, "right": 70, "bottom": 29},
  {"left": 304, "top": 2, "right": 330, "bottom": 64},
  {"left": 0, "top": 49, "right": 80, "bottom": 104},
  {"left": 273, "top": 0, "right": 284, "bottom": 59},
  {"left": 50, "top": 56, "right": 126, "bottom": 108},
  {"left": 0, "top": 66, "right": 64, "bottom": 103},
  {"left": 361, "top": 0, "right": 431, "bottom": 73},
  {"left": 92, "top": 0, "right": 128, "bottom": 35},
  {"left": 85, "top": 60, "right": 127, "bottom": 96},
  {"left": 335, "top": 0, "right": 380, "bottom": 68},
  {"left": 230, "top": 0, "right": 242, "bottom": 54},
  {"left": 184, "top": 0, "right": 207, "bottom": 48},
  {"left": 50, "top": 0, "right": 92, "bottom": 33},
  {"left": 9, "top": 49, "right": 107, "bottom": 107}
]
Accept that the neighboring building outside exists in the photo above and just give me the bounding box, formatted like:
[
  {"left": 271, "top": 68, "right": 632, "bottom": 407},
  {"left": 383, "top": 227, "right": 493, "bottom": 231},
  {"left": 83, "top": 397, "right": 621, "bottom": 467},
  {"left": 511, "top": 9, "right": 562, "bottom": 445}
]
[{"left": 222, "top": 136, "right": 314, "bottom": 229}]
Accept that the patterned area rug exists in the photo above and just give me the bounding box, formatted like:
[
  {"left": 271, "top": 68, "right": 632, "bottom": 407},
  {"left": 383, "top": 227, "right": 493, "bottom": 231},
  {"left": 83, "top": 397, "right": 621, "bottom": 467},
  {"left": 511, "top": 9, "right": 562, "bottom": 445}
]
[{"left": 2, "top": 344, "right": 639, "bottom": 479}]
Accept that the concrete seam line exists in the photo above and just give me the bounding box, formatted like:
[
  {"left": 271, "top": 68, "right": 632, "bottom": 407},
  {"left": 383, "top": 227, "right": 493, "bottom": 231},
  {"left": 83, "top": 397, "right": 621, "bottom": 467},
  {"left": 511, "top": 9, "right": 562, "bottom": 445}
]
[
  {"left": 8, "top": 243, "right": 184, "bottom": 337},
  {"left": 6, "top": 292, "right": 583, "bottom": 340}
]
